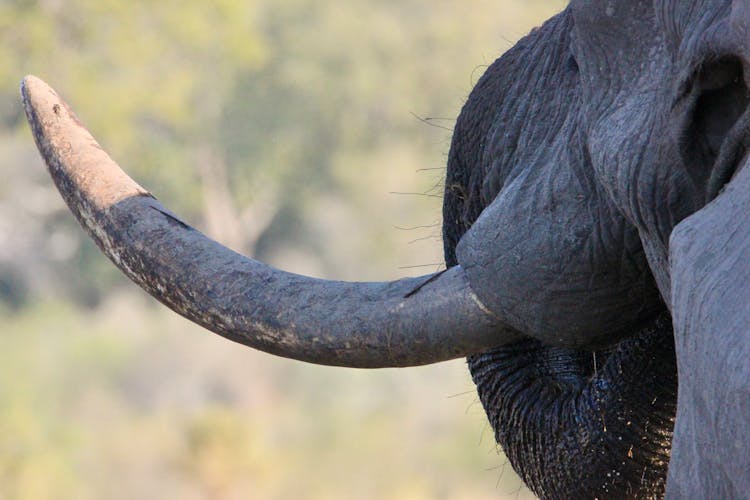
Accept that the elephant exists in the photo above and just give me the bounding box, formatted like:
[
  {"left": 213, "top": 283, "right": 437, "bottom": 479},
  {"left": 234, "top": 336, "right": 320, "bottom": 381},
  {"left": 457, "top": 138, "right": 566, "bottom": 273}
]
[{"left": 20, "top": 0, "right": 750, "bottom": 498}]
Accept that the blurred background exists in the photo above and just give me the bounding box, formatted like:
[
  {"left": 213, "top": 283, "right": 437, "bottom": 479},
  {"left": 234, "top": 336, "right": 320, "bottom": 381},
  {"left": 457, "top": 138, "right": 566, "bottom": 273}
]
[{"left": 0, "top": 1, "right": 565, "bottom": 498}]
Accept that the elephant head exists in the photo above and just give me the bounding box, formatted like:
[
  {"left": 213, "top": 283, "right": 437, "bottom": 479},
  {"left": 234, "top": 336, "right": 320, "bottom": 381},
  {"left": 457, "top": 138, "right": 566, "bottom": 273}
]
[{"left": 21, "top": 0, "right": 750, "bottom": 498}]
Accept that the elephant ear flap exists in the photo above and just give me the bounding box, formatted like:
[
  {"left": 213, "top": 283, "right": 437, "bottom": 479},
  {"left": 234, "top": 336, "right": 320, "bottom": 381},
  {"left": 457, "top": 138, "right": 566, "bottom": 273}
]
[
  {"left": 731, "top": 0, "right": 750, "bottom": 36},
  {"left": 667, "top": 150, "right": 750, "bottom": 496}
]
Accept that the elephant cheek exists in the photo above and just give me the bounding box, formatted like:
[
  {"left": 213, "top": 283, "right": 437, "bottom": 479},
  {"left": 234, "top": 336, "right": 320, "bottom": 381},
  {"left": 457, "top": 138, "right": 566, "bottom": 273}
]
[
  {"left": 668, "top": 153, "right": 750, "bottom": 497},
  {"left": 455, "top": 163, "right": 661, "bottom": 348}
]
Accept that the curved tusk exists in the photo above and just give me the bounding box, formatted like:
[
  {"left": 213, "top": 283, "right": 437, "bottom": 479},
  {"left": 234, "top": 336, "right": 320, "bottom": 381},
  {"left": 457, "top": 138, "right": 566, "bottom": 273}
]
[{"left": 21, "top": 75, "right": 521, "bottom": 368}]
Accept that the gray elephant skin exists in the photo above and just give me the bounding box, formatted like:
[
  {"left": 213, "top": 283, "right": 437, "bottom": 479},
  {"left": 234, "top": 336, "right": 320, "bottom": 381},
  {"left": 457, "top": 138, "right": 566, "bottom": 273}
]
[{"left": 20, "top": 1, "right": 750, "bottom": 499}]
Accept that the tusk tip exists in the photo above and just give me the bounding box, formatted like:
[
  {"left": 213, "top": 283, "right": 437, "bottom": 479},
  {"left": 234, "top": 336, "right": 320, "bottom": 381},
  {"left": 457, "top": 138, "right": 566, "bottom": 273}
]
[
  {"left": 20, "top": 74, "right": 83, "bottom": 132},
  {"left": 20, "top": 74, "right": 44, "bottom": 97},
  {"left": 20, "top": 74, "right": 149, "bottom": 210},
  {"left": 20, "top": 74, "right": 42, "bottom": 102},
  {"left": 21, "top": 75, "right": 59, "bottom": 119}
]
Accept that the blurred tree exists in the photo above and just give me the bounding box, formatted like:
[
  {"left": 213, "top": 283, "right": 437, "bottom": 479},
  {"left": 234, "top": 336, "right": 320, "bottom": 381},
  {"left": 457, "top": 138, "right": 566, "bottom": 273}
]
[
  {"left": 0, "top": 1, "right": 567, "bottom": 498},
  {"left": 0, "top": 0, "right": 270, "bottom": 304},
  {"left": 0, "top": 0, "right": 563, "bottom": 306}
]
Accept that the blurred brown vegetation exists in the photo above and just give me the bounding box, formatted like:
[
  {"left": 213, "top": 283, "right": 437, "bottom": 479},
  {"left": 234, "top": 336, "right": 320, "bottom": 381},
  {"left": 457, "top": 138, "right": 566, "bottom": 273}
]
[{"left": 0, "top": 1, "right": 564, "bottom": 498}]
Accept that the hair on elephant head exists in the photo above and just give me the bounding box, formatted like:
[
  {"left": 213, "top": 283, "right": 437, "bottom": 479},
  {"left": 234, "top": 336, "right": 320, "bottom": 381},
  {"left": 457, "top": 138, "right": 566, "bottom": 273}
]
[{"left": 22, "top": 0, "right": 750, "bottom": 498}]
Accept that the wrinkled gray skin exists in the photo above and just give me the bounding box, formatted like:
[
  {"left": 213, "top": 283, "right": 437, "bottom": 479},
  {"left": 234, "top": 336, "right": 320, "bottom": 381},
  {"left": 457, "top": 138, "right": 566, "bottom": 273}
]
[
  {"left": 442, "top": 1, "right": 750, "bottom": 498},
  {"left": 22, "top": 0, "right": 750, "bottom": 499}
]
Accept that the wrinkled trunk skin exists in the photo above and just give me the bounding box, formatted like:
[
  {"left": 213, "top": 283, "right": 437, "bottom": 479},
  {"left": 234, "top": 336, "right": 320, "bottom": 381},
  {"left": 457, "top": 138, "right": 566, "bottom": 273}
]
[{"left": 468, "top": 314, "right": 676, "bottom": 499}]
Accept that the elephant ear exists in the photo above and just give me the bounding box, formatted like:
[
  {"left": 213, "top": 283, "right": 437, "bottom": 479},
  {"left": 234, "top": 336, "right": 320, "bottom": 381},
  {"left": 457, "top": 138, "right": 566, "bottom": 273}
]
[
  {"left": 668, "top": 5, "right": 750, "bottom": 493},
  {"left": 668, "top": 153, "right": 750, "bottom": 497}
]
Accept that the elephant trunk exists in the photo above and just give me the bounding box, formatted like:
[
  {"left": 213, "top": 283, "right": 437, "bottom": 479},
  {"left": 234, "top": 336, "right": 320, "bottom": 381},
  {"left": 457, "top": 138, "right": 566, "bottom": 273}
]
[
  {"left": 469, "top": 312, "right": 676, "bottom": 499},
  {"left": 21, "top": 75, "right": 523, "bottom": 368}
]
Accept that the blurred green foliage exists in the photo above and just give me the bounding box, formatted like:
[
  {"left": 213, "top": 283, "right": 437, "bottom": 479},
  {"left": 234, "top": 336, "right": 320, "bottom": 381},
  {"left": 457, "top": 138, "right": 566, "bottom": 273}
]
[{"left": 0, "top": 0, "right": 563, "bottom": 498}]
